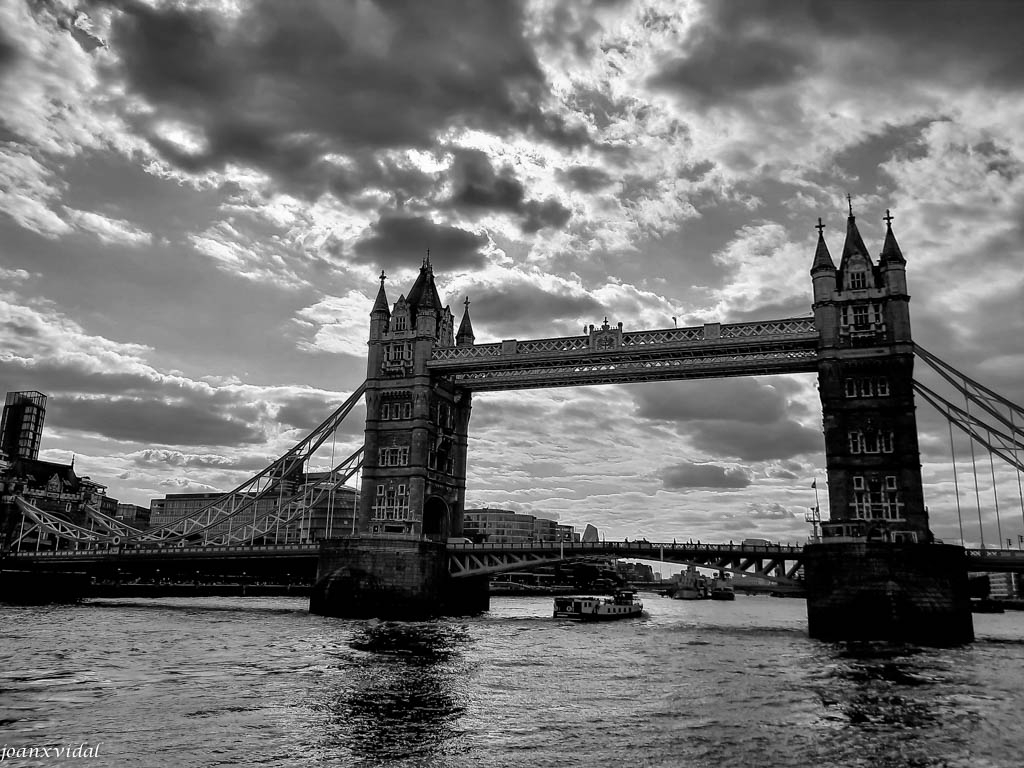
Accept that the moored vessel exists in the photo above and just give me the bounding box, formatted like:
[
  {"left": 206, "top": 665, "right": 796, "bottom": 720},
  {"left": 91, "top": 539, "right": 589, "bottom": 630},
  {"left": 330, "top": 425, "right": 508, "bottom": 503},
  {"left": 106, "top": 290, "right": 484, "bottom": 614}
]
[
  {"left": 670, "top": 565, "right": 708, "bottom": 600},
  {"left": 553, "top": 590, "right": 644, "bottom": 620},
  {"left": 709, "top": 572, "right": 735, "bottom": 601}
]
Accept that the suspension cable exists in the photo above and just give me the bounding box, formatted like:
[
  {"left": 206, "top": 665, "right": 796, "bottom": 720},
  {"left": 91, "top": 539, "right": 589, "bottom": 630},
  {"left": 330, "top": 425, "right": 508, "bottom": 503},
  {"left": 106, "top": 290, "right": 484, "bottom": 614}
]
[
  {"left": 965, "top": 392, "right": 985, "bottom": 548},
  {"left": 1013, "top": 409, "right": 1024, "bottom": 540},
  {"left": 949, "top": 418, "right": 965, "bottom": 546},
  {"left": 987, "top": 428, "right": 1003, "bottom": 547}
]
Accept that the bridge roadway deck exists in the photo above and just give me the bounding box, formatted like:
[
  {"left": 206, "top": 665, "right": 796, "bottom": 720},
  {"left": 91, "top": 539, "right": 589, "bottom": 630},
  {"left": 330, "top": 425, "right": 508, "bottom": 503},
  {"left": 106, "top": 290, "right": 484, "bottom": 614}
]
[{"left": 5, "top": 541, "right": 1022, "bottom": 577}]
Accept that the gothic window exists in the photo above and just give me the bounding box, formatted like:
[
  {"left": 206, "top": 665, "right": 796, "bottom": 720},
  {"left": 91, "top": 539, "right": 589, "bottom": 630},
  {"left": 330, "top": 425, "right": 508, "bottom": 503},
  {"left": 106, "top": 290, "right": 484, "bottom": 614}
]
[
  {"left": 848, "top": 270, "right": 867, "bottom": 289},
  {"left": 382, "top": 342, "right": 412, "bottom": 368},
  {"left": 848, "top": 429, "right": 895, "bottom": 454},
  {"left": 852, "top": 305, "right": 869, "bottom": 328},
  {"left": 849, "top": 475, "right": 904, "bottom": 520},
  {"left": 844, "top": 377, "right": 891, "bottom": 398},
  {"left": 372, "top": 483, "right": 410, "bottom": 521},
  {"left": 380, "top": 398, "right": 413, "bottom": 420},
  {"left": 378, "top": 446, "right": 409, "bottom": 467},
  {"left": 392, "top": 314, "right": 408, "bottom": 332}
]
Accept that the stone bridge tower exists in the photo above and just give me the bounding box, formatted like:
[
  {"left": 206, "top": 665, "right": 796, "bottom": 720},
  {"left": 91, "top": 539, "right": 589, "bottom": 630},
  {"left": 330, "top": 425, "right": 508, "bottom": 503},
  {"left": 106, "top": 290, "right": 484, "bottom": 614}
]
[
  {"left": 359, "top": 257, "right": 474, "bottom": 541},
  {"left": 811, "top": 206, "right": 930, "bottom": 543},
  {"left": 805, "top": 205, "right": 972, "bottom": 644}
]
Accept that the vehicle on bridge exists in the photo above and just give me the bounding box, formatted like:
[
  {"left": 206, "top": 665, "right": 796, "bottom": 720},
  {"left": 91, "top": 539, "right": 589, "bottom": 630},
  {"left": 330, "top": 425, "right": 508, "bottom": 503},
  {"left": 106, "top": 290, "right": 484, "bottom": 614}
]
[{"left": 553, "top": 590, "right": 644, "bottom": 621}]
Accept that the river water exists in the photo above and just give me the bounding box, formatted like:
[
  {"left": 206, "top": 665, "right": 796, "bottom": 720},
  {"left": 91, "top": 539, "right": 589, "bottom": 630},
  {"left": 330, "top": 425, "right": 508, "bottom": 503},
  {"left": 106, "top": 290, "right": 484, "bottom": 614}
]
[{"left": 1, "top": 594, "right": 1022, "bottom": 767}]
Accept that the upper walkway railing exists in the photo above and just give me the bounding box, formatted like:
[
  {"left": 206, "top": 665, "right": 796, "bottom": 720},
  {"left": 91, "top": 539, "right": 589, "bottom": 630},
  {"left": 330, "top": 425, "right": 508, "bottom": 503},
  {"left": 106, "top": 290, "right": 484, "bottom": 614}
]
[
  {"left": 431, "top": 317, "right": 817, "bottom": 362},
  {"left": 428, "top": 317, "right": 819, "bottom": 390}
]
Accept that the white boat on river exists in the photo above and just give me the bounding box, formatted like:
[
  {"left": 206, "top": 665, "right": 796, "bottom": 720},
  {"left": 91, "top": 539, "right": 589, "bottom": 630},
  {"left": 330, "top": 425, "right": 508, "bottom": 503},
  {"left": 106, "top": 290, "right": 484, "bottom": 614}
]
[{"left": 553, "top": 590, "right": 644, "bottom": 621}]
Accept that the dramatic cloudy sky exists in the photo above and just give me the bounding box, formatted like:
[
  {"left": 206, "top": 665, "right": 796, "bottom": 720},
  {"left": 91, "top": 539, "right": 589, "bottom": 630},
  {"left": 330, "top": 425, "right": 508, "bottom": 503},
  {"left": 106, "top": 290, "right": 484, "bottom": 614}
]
[{"left": 3, "top": 0, "right": 1023, "bottom": 548}]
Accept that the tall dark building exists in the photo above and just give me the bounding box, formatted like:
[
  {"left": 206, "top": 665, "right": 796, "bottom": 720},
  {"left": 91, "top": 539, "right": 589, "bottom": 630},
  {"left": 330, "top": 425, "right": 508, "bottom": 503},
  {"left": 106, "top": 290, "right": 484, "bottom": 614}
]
[{"left": 1, "top": 391, "right": 47, "bottom": 461}]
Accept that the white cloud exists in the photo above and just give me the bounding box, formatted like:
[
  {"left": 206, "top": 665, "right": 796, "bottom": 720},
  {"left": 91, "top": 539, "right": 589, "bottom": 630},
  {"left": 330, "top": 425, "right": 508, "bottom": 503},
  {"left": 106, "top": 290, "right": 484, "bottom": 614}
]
[{"left": 63, "top": 207, "right": 153, "bottom": 246}]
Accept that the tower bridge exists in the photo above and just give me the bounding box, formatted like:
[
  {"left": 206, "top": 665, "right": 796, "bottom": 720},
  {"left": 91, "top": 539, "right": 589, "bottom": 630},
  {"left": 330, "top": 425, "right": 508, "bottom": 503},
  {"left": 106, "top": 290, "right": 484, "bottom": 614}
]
[{"left": 4, "top": 206, "right": 1024, "bottom": 643}]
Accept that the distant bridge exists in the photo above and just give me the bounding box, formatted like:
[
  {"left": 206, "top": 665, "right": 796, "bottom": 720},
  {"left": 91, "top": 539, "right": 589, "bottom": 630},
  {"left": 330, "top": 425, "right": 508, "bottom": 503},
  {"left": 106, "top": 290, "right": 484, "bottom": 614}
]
[{"left": 7, "top": 539, "right": 1023, "bottom": 585}]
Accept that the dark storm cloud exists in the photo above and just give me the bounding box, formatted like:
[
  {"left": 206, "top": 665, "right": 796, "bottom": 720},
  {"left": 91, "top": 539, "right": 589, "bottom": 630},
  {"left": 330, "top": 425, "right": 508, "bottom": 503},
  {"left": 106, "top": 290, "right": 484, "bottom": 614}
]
[
  {"left": 0, "top": 27, "right": 18, "bottom": 74},
  {"left": 633, "top": 379, "right": 786, "bottom": 424},
  {"left": 461, "top": 280, "right": 603, "bottom": 331},
  {"left": 275, "top": 393, "right": 365, "bottom": 440},
  {"left": 352, "top": 215, "right": 488, "bottom": 272},
  {"left": 448, "top": 149, "right": 572, "bottom": 232},
  {"left": 661, "top": 462, "right": 750, "bottom": 489},
  {"left": 649, "top": 32, "right": 808, "bottom": 107},
  {"left": 0, "top": 358, "right": 166, "bottom": 399},
  {"left": 108, "top": 0, "right": 583, "bottom": 194},
  {"left": 689, "top": 419, "right": 822, "bottom": 462},
  {"left": 48, "top": 397, "right": 264, "bottom": 446},
  {"left": 559, "top": 165, "right": 614, "bottom": 192},
  {"left": 632, "top": 379, "right": 822, "bottom": 461},
  {"left": 649, "top": 0, "right": 1024, "bottom": 107}
]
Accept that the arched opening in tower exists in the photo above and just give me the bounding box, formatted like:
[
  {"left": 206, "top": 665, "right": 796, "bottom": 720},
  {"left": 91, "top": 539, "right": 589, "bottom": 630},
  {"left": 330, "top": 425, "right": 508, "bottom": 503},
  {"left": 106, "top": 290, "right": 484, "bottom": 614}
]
[{"left": 422, "top": 496, "right": 450, "bottom": 541}]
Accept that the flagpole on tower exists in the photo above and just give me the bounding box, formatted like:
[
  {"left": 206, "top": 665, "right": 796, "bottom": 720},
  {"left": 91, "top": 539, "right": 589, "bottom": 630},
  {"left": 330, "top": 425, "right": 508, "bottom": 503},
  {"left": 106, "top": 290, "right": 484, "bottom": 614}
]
[{"left": 806, "top": 479, "right": 822, "bottom": 543}]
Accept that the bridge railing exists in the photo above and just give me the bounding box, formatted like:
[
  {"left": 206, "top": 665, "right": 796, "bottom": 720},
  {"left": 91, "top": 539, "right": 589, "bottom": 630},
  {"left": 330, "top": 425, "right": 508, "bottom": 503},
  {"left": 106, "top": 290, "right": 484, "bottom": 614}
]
[
  {"left": 444, "top": 540, "right": 806, "bottom": 555},
  {"left": 6, "top": 543, "right": 322, "bottom": 558},
  {"left": 430, "top": 317, "right": 817, "bottom": 362}
]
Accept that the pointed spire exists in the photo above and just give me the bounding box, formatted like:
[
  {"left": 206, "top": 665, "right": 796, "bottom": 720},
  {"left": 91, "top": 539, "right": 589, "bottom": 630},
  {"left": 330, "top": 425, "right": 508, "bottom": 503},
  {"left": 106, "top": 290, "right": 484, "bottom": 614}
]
[
  {"left": 456, "top": 296, "right": 475, "bottom": 345},
  {"left": 840, "top": 201, "right": 871, "bottom": 266},
  {"left": 371, "top": 268, "right": 390, "bottom": 315},
  {"left": 811, "top": 217, "right": 835, "bottom": 273},
  {"left": 407, "top": 253, "right": 442, "bottom": 314},
  {"left": 879, "top": 209, "right": 905, "bottom": 264}
]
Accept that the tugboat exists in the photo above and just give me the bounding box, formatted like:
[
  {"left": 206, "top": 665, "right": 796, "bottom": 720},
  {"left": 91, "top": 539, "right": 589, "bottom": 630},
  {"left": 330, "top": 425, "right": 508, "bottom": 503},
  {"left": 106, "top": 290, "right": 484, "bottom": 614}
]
[
  {"left": 553, "top": 590, "right": 644, "bottom": 621},
  {"left": 708, "top": 571, "right": 735, "bottom": 601}
]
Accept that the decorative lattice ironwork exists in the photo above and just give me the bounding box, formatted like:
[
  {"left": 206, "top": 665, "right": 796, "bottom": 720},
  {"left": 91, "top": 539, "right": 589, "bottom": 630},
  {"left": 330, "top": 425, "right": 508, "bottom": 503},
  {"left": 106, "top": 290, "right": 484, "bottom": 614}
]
[{"left": 622, "top": 327, "right": 704, "bottom": 346}]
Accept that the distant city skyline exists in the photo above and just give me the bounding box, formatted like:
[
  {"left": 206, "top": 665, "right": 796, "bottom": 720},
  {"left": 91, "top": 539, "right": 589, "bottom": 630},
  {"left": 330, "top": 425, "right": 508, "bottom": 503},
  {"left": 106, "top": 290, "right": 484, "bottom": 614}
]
[{"left": 2, "top": 1, "right": 1023, "bottom": 546}]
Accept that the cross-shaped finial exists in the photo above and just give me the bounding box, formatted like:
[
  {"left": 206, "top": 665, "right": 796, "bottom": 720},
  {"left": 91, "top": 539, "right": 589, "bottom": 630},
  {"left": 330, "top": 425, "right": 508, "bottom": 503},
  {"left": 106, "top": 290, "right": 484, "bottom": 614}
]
[
  {"left": 815, "top": 217, "right": 825, "bottom": 235},
  {"left": 847, "top": 193, "right": 853, "bottom": 216},
  {"left": 464, "top": 296, "right": 471, "bottom": 310},
  {"left": 379, "top": 269, "right": 386, "bottom": 285},
  {"left": 883, "top": 209, "right": 894, "bottom": 226}
]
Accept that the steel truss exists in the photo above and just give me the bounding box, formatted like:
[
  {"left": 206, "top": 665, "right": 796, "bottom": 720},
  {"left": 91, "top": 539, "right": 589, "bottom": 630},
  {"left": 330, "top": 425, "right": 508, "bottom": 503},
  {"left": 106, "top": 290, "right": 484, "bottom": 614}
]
[
  {"left": 9, "top": 383, "right": 367, "bottom": 552},
  {"left": 429, "top": 317, "right": 818, "bottom": 391},
  {"left": 447, "top": 542, "right": 806, "bottom": 584}
]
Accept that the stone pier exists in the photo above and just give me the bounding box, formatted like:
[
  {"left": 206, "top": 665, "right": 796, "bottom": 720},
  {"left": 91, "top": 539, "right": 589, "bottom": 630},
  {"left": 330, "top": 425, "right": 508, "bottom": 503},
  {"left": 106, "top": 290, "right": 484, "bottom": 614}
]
[
  {"left": 309, "top": 536, "right": 488, "bottom": 620},
  {"left": 802, "top": 542, "right": 973, "bottom": 645}
]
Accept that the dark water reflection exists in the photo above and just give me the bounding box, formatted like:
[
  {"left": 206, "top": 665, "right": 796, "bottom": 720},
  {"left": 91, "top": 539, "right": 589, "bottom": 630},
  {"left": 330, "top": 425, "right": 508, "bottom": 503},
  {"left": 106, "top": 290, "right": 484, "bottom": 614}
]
[{"left": 313, "top": 622, "right": 472, "bottom": 765}]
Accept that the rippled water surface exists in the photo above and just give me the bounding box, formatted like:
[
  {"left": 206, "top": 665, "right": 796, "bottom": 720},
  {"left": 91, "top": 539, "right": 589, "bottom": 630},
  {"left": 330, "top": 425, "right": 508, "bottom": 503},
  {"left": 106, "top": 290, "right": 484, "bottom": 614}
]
[{"left": 2, "top": 595, "right": 1023, "bottom": 767}]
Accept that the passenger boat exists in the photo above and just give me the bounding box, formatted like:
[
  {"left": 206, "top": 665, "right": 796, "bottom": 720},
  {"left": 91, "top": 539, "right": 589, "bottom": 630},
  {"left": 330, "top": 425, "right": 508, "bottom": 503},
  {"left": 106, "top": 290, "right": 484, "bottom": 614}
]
[
  {"left": 553, "top": 590, "right": 644, "bottom": 621},
  {"left": 670, "top": 566, "right": 708, "bottom": 600},
  {"left": 709, "top": 572, "right": 735, "bottom": 601}
]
